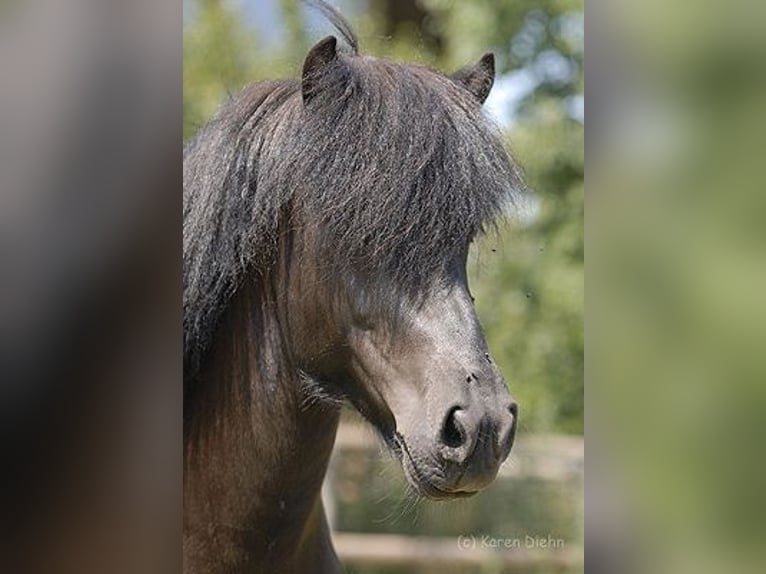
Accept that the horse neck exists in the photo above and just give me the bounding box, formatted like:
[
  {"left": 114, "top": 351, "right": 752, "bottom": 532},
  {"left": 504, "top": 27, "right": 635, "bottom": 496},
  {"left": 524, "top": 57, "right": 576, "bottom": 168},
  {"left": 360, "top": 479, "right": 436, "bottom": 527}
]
[{"left": 183, "top": 285, "right": 342, "bottom": 573}]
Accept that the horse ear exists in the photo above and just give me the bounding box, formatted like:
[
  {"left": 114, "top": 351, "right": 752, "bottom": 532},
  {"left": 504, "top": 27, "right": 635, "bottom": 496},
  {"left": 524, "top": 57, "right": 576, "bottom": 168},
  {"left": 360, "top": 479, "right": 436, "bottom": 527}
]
[
  {"left": 302, "top": 35, "right": 338, "bottom": 104},
  {"left": 451, "top": 53, "right": 495, "bottom": 104}
]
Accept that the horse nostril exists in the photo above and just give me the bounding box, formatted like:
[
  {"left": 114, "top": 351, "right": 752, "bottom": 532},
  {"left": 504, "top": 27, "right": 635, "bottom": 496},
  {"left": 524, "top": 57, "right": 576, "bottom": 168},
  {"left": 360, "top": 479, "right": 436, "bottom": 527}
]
[
  {"left": 496, "top": 402, "right": 519, "bottom": 460},
  {"left": 441, "top": 406, "right": 467, "bottom": 448}
]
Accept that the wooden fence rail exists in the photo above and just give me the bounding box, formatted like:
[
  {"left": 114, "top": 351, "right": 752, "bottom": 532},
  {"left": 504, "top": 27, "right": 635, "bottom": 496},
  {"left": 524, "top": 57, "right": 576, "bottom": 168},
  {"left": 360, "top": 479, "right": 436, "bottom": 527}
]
[{"left": 333, "top": 532, "right": 583, "bottom": 571}]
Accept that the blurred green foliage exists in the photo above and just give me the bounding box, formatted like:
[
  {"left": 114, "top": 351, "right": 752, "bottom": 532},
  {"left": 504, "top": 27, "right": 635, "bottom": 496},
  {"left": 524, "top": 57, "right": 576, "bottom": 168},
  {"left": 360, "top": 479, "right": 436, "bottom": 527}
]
[
  {"left": 588, "top": 2, "right": 766, "bottom": 572},
  {"left": 471, "top": 108, "right": 583, "bottom": 435},
  {"left": 183, "top": 0, "right": 584, "bottom": 435}
]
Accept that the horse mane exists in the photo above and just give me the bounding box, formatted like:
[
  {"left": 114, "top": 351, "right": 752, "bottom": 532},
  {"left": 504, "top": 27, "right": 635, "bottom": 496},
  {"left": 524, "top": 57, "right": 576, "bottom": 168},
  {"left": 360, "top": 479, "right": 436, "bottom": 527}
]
[{"left": 183, "top": 7, "right": 523, "bottom": 389}]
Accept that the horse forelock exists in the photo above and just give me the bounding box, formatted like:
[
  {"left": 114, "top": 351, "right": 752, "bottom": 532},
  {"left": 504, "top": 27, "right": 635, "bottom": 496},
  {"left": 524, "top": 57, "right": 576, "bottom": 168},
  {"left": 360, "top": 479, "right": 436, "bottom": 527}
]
[{"left": 183, "top": 53, "right": 523, "bottom": 388}]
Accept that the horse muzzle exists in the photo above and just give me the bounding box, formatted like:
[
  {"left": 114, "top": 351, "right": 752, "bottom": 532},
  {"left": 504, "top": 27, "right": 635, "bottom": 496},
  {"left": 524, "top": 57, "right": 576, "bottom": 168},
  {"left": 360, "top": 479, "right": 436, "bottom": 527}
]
[{"left": 393, "top": 397, "right": 518, "bottom": 499}]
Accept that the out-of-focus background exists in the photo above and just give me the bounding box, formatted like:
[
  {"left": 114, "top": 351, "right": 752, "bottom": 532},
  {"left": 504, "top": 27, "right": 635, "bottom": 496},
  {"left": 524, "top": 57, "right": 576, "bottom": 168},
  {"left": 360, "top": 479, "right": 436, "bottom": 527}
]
[
  {"left": 587, "top": 1, "right": 766, "bottom": 573},
  {"left": 1, "top": 2, "right": 181, "bottom": 573},
  {"left": 184, "top": 1, "right": 584, "bottom": 572},
  {"left": 3, "top": 0, "right": 766, "bottom": 573}
]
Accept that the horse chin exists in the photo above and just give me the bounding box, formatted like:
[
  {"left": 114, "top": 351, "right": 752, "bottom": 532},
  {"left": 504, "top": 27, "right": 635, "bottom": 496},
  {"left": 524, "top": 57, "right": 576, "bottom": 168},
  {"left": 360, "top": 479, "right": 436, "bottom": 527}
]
[{"left": 391, "top": 432, "right": 478, "bottom": 501}]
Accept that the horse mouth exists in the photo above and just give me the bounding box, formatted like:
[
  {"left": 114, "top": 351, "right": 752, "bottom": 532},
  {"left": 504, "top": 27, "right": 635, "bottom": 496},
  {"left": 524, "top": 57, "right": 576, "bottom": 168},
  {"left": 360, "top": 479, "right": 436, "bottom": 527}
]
[{"left": 391, "top": 432, "right": 478, "bottom": 500}]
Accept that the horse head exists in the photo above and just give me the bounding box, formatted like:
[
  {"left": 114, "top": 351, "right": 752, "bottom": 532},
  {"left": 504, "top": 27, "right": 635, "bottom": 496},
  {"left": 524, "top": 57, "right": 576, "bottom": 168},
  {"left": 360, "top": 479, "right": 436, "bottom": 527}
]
[{"left": 280, "top": 36, "right": 520, "bottom": 499}]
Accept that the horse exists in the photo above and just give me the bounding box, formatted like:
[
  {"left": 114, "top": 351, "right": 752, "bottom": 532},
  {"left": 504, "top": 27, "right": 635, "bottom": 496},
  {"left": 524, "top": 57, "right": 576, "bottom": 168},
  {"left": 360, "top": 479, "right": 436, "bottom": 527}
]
[{"left": 183, "top": 3, "right": 522, "bottom": 572}]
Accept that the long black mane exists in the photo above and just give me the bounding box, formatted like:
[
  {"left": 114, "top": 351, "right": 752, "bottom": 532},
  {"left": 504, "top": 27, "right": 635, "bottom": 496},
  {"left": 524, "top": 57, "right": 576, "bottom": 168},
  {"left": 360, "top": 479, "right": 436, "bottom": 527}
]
[{"left": 183, "top": 12, "right": 522, "bottom": 387}]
